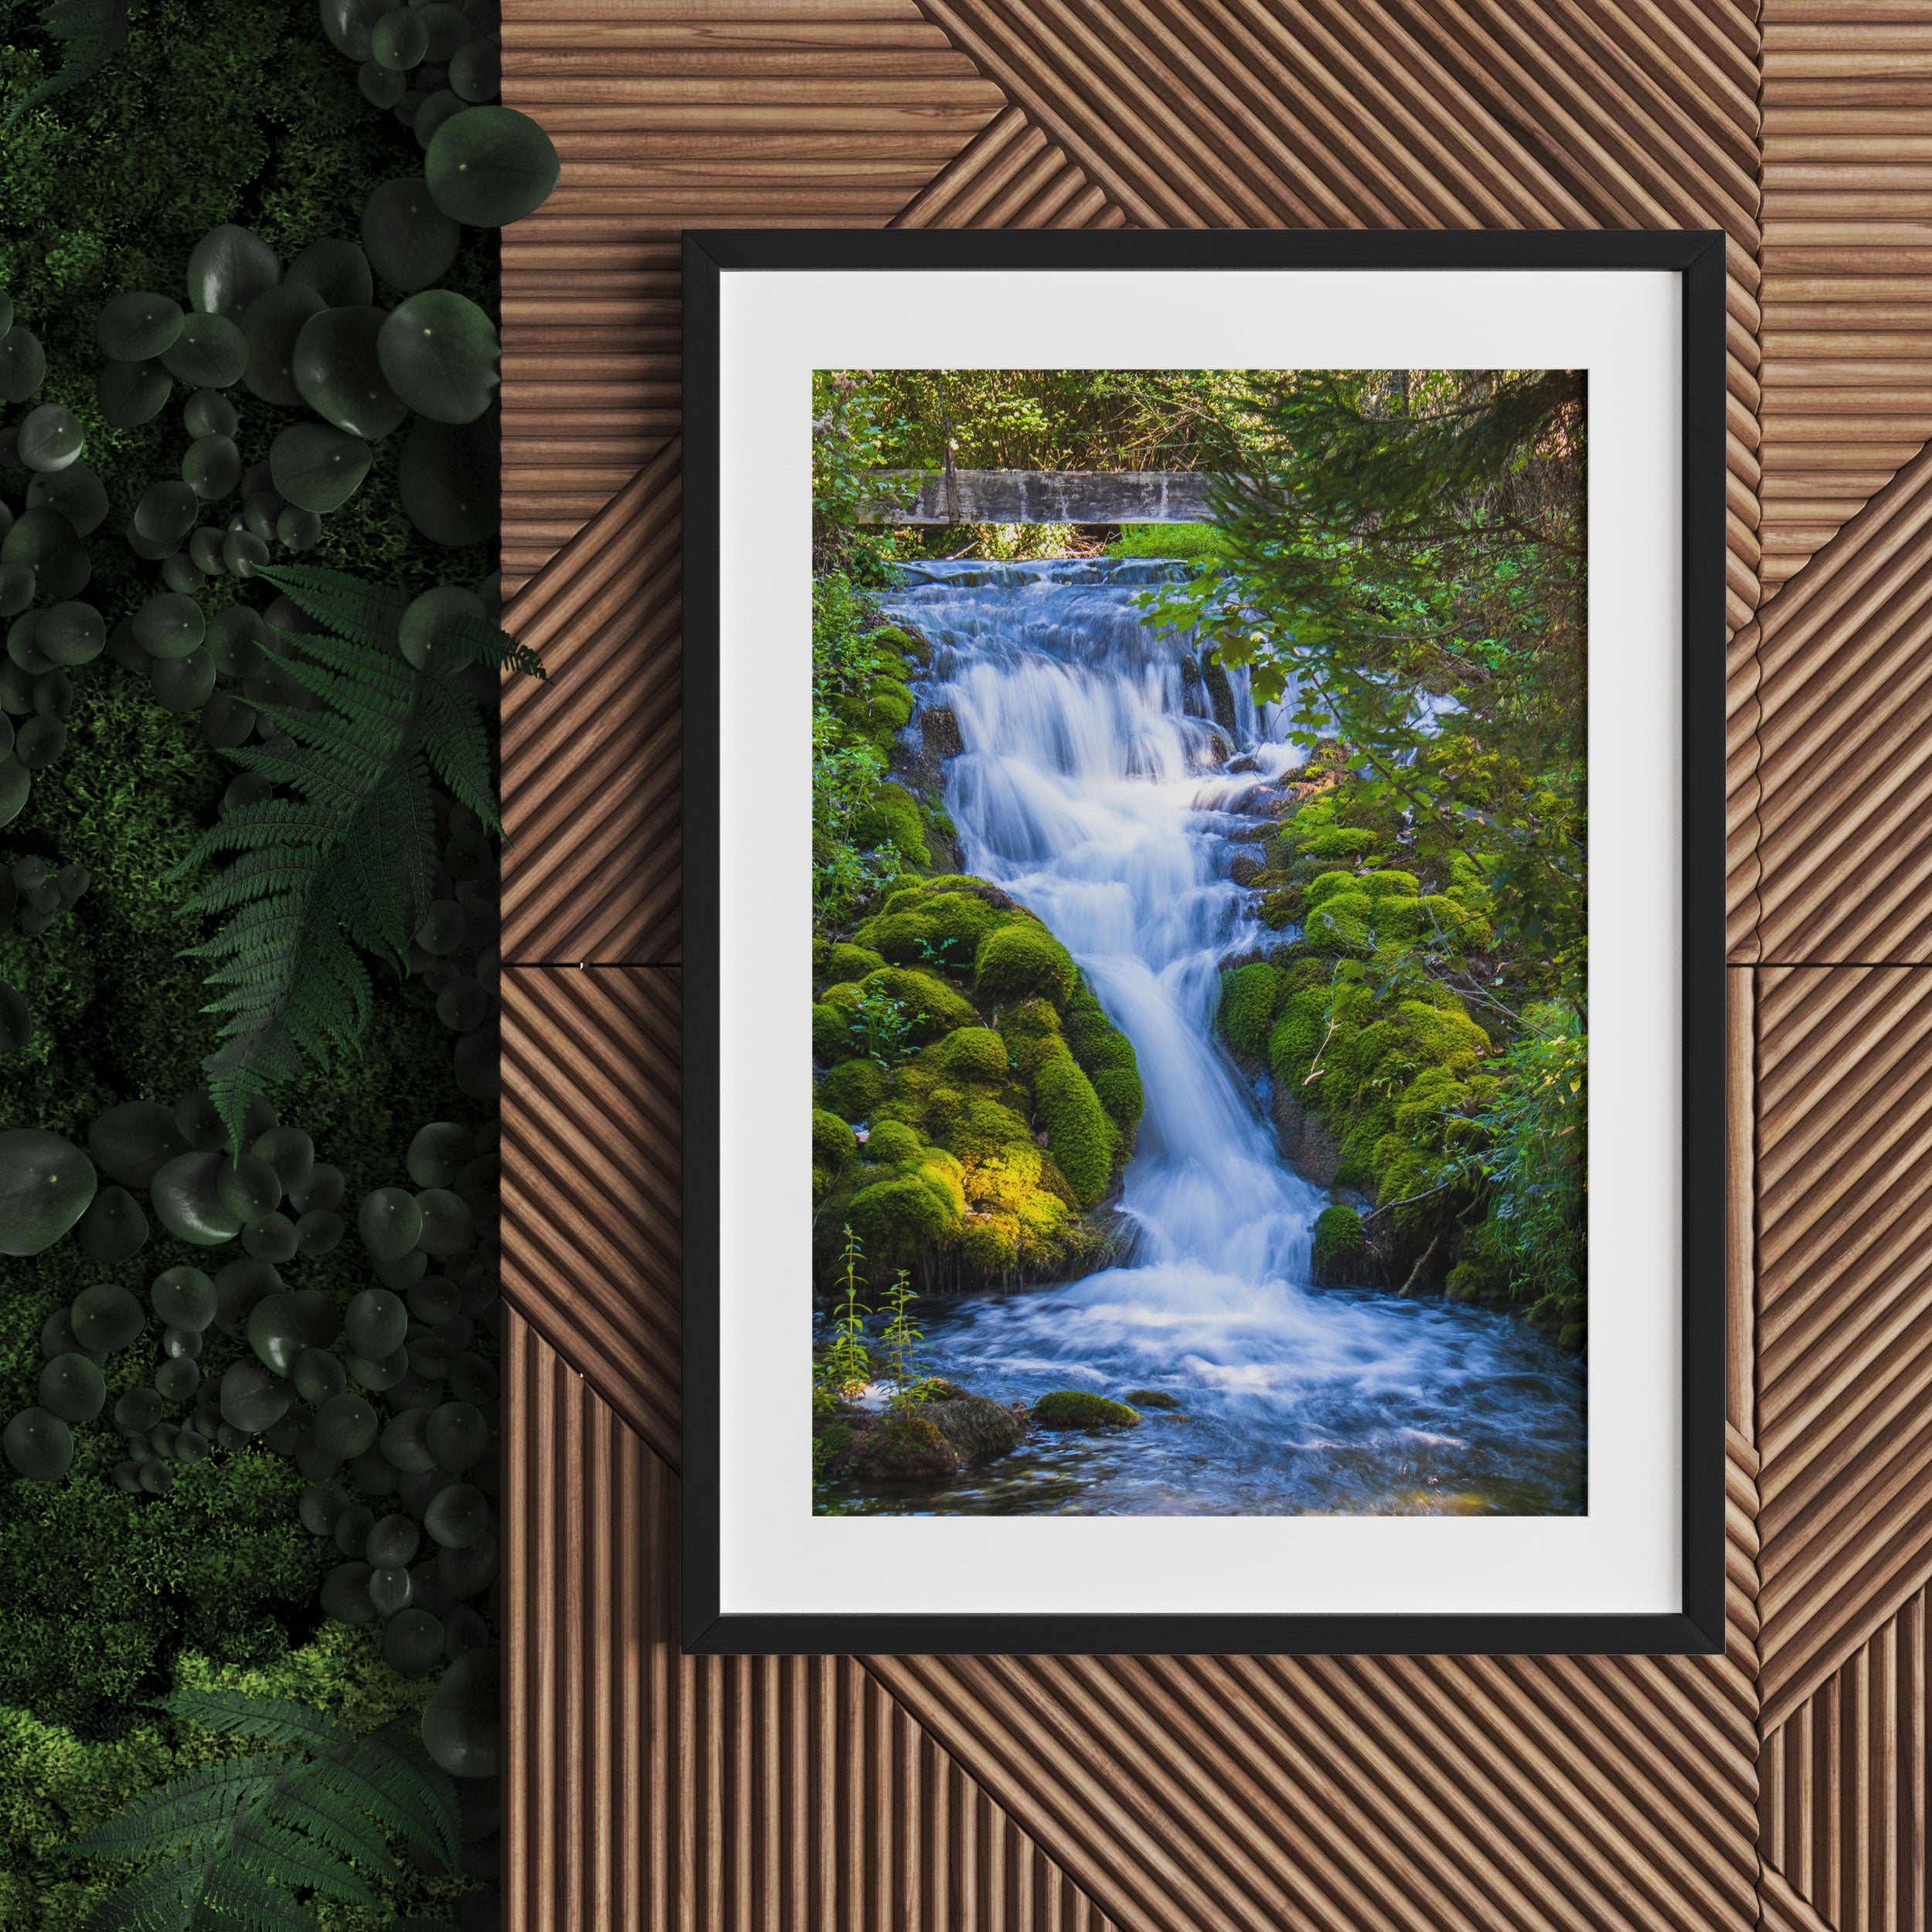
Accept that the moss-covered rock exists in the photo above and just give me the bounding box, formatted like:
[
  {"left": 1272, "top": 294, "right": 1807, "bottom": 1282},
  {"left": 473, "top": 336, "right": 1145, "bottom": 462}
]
[
  {"left": 975, "top": 920, "right": 1078, "bottom": 1007},
  {"left": 819, "top": 941, "right": 886, "bottom": 988},
  {"left": 1033, "top": 1046, "right": 1112, "bottom": 1209},
  {"left": 1311, "top": 1204, "right": 1368, "bottom": 1285},
  {"left": 819, "top": 1057, "right": 887, "bottom": 1121},
  {"left": 851, "top": 781, "right": 929, "bottom": 868},
  {"left": 913, "top": 1394, "right": 1022, "bottom": 1463},
  {"left": 937, "top": 1026, "right": 1009, "bottom": 1085},
  {"left": 843, "top": 1412, "right": 961, "bottom": 1482},
  {"left": 812, "top": 1002, "right": 853, "bottom": 1063},
  {"left": 1032, "top": 1389, "right": 1140, "bottom": 1431},
  {"left": 1123, "top": 1389, "right": 1180, "bottom": 1410},
  {"left": 1217, "top": 961, "right": 1281, "bottom": 1058},
  {"left": 855, "top": 966, "right": 976, "bottom": 1043},
  {"left": 811, "top": 1109, "right": 857, "bottom": 1200}
]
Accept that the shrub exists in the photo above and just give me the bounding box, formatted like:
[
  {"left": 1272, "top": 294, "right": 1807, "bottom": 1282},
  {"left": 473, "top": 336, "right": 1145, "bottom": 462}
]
[
  {"left": 959, "top": 1211, "right": 1020, "bottom": 1274},
  {"left": 1032, "top": 1046, "right": 1113, "bottom": 1209},
  {"left": 1217, "top": 962, "right": 1280, "bottom": 1057},
  {"left": 1104, "top": 522, "right": 1228, "bottom": 560},
  {"left": 1032, "top": 1390, "right": 1139, "bottom": 1430},
  {"left": 1090, "top": 1064, "right": 1145, "bottom": 1132},
  {"left": 975, "top": 920, "right": 1077, "bottom": 1007}
]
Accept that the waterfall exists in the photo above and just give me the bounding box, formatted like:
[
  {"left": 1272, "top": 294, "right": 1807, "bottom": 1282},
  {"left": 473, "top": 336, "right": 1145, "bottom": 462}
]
[{"left": 851, "top": 558, "right": 1583, "bottom": 1517}]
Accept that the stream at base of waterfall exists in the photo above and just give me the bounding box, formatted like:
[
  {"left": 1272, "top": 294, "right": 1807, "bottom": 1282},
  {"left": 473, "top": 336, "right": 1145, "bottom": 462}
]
[{"left": 817, "top": 558, "right": 1584, "bottom": 1518}]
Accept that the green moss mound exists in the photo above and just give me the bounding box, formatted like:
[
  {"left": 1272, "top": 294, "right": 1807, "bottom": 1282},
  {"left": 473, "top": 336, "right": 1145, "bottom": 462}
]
[
  {"left": 1311, "top": 1205, "right": 1366, "bottom": 1273},
  {"left": 1032, "top": 1046, "right": 1112, "bottom": 1210},
  {"left": 1032, "top": 1389, "right": 1140, "bottom": 1430},
  {"left": 1217, "top": 961, "right": 1280, "bottom": 1058},
  {"left": 1122, "top": 1388, "right": 1180, "bottom": 1410},
  {"left": 975, "top": 920, "right": 1078, "bottom": 1007}
]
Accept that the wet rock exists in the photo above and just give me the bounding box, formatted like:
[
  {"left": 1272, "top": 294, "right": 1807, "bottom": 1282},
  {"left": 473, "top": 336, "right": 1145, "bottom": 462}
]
[
  {"left": 889, "top": 700, "right": 964, "bottom": 801},
  {"left": 1124, "top": 1389, "right": 1181, "bottom": 1410},
  {"left": 1272, "top": 1082, "right": 1342, "bottom": 1187},
  {"left": 1228, "top": 850, "right": 1264, "bottom": 887},
  {"left": 843, "top": 1412, "right": 961, "bottom": 1483},
  {"left": 914, "top": 1394, "right": 1022, "bottom": 1463},
  {"left": 1032, "top": 1389, "right": 1141, "bottom": 1431}
]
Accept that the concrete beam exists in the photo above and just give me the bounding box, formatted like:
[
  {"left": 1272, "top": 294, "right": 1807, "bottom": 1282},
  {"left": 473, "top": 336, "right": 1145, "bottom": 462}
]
[{"left": 859, "top": 469, "right": 1218, "bottom": 524}]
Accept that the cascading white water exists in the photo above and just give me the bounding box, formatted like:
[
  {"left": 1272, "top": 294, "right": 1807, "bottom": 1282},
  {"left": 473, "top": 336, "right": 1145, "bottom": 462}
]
[{"left": 841, "top": 557, "right": 1582, "bottom": 1517}]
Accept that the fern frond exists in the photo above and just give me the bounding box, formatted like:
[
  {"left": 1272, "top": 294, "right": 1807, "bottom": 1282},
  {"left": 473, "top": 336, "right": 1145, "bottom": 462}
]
[
  {"left": 413, "top": 673, "right": 499, "bottom": 832},
  {"left": 267, "top": 1779, "right": 396, "bottom": 1878},
  {"left": 2, "top": 0, "right": 129, "bottom": 133},
  {"left": 444, "top": 611, "right": 548, "bottom": 682},
  {"left": 257, "top": 566, "right": 406, "bottom": 652},
  {"left": 187, "top": 1859, "right": 317, "bottom": 1932},
  {"left": 157, "top": 1690, "right": 359, "bottom": 1759},
  {"left": 369, "top": 1719, "right": 462, "bottom": 1871},
  {"left": 63, "top": 1757, "right": 277, "bottom": 1864},
  {"left": 229, "top": 1814, "right": 378, "bottom": 1909},
  {"left": 82, "top": 1849, "right": 199, "bottom": 1932},
  {"left": 179, "top": 852, "right": 318, "bottom": 918},
  {"left": 296, "top": 1728, "right": 457, "bottom": 1872},
  {"left": 168, "top": 801, "right": 343, "bottom": 883}
]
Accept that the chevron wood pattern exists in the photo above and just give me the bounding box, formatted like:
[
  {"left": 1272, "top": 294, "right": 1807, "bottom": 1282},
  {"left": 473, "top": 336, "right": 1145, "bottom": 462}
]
[
  {"left": 487, "top": 0, "right": 1932, "bottom": 1927},
  {"left": 503, "top": 1313, "right": 1121, "bottom": 1932}
]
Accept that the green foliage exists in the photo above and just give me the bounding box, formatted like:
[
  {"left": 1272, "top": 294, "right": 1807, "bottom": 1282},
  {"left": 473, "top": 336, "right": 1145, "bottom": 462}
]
[
  {"left": 1031, "top": 1389, "right": 1139, "bottom": 1431},
  {"left": 1, "top": 0, "right": 127, "bottom": 131},
  {"left": 973, "top": 920, "right": 1077, "bottom": 1007},
  {"left": 1311, "top": 1203, "right": 1365, "bottom": 1274},
  {"left": 1104, "top": 521, "right": 1229, "bottom": 560},
  {"left": 165, "top": 566, "right": 532, "bottom": 1148},
  {"left": 879, "top": 1270, "right": 922, "bottom": 1404},
  {"left": 1031, "top": 1046, "right": 1111, "bottom": 1211},
  {"left": 813, "top": 1229, "right": 872, "bottom": 1414},
  {"left": 60, "top": 1685, "right": 458, "bottom": 1929}
]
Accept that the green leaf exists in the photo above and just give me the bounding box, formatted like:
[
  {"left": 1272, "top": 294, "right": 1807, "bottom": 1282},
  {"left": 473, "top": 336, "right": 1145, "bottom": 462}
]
[{"left": 2, "top": 0, "right": 128, "bottom": 132}]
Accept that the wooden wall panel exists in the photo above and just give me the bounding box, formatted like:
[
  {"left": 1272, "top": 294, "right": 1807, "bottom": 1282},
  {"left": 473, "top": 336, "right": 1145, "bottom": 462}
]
[{"left": 487, "top": 3, "right": 1932, "bottom": 1929}]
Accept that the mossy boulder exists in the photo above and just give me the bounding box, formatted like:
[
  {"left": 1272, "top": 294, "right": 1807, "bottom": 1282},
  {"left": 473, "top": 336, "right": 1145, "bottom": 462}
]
[
  {"left": 1032, "top": 1046, "right": 1112, "bottom": 1210},
  {"left": 851, "top": 781, "right": 929, "bottom": 867},
  {"left": 845, "top": 1412, "right": 961, "bottom": 1482},
  {"left": 855, "top": 967, "right": 975, "bottom": 1043},
  {"left": 1217, "top": 961, "right": 1281, "bottom": 1058},
  {"left": 1032, "top": 1389, "right": 1140, "bottom": 1431},
  {"left": 848, "top": 1168, "right": 963, "bottom": 1264},
  {"left": 811, "top": 1109, "right": 857, "bottom": 1199},
  {"left": 975, "top": 920, "right": 1078, "bottom": 1007},
  {"left": 1123, "top": 1389, "right": 1181, "bottom": 1410},
  {"left": 913, "top": 1394, "right": 1022, "bottom": 1463},
  {"left": 820, "top": 1057, "right": 886, "bottom": 1121},
  {"left": 818, "top": 942, "right": 885, "bottom": 988},
  {"left": 937, "top": 1025, "right": 1009, "bottom": 1085},
  {"left": 1311, "top": 1204, "right": 1369, "bottom": 1285}
]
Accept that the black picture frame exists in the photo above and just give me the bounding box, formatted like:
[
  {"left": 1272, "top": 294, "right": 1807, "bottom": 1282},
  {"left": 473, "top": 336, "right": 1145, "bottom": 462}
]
[{"left": 681, "top": 227, "right": 1729, "bottom": 1659}]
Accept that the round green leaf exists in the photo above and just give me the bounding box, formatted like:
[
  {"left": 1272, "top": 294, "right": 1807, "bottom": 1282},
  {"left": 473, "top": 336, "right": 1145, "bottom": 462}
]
[
  {"left": 321, "top": 1559, "right": 377, "bottom": 1623},
  {"left": 347, "top": 1345, "right": 407, "bottom": 1392},
  {"left": 377, "top": 291, "right": 498, "bottom": 426},
  {"left": 447, "top": 35, "right": 499, "bottom": 101},
  {"left": 292, "top": 307, "right": 407, "bottom": 439},
  {"left": 362, "top": 177, "right": 460, "bottom": 294},
  {"left": 202, "top": 692, "right": 255, "bottom": 749},
  {"left": 399, "top": 588, "right": 484, "bottom": 673},
  {"left": 0, "top": 979, "right": 29, "bottom": 1053},
  {"left": 399, "top": 415, "right": 498, "bottom": 546},
  {"left": 384, "top": 1608, "right": 445, "bottom": 1676},
  {"left": 215, "top": 1151, "right": 281, "bottom": 1222},
  {"left": 286, "top": 239, "right": 375, "bottom": 311},
  {"left": 97, "top": 358, "right": 171, "bottom": 428},
  {"left": 369, "top": 1565, "right": 414, "bottom": 1615},
  {"left": 76, "top": 1185, "right": 148, "bottom": 1264},
  {"left": 4, "top": 1407, "right": 73, "bottom": 1481},
  {"left": 182, "top": 434, "right": 242, "bottom": 501},
  {"left": 406, "top": 1122, "right": 473, "bottom": 1189},
  {"left": 373, "top": 5, "right": 428, "bottom": 67},
  {"left": 150, "top": 1149, "right": 243, "bottom": 1245},
  {"left": 160, "top": 311, "right": 249, "bottom": 388},
  {"left": 381, "top": 1407, "right": 439, "bottom": 1475},
  {"left": 423, "top": 1647, "right": 499, "bottom": 1777},
  {"left": 213, "top": 1257, "right": 282, "bottom": 1338},
  {"left": 155, "top": 1355, "right": 200, "bottom": 1402},
  {"left": 207, "top": 605, "right": 267, "bottom": 680},
  {"left": 2, "top": 505, "right": 83, "bottom": 578},
  {"left": 413, "top": 1187, "right": 474, "bottom": 1257},
  {"left": 0, "top": 1129, "right": 95, "bottom": 1254},
  {"left": 269, "top": 422, "right": 372, "bottom": 514},
  {"left": 132, "top": 592, "right": 206, "bottom": 660},
  {"left": 27, "top": 464, "right": 108, "bottom": 538},
  {"left": 36, "top": 601, "right": 103, "bottom": 667},
  {"left": 417, "top": 2, "right": 471, "bottom": 57},
  {"left": 186, "top": 225, "right": 281, "bottom": 321},
  {"left": 187, "top": 529, "right": 225, "bottom": 576},
  {"left": 15, "top": 713, "right": 64, "bottom": 771},
  {"left": 162, "top": 552, "right": 206, "bottom": 592},
  {"left": 237, "top": 282, "right": 328, "bottom": 408},
  {"left": 71, "top": 1281, "right": 144, "bottom": 1352},
  {"left": 290, "top": 1161, "right": 345, "bottom": 1216},
  {"left": 176, "top": 1087, "right": 276, "bottom": 1152},
  {"left": 242, "top": 1211, "right": 298, "bottom": 1262},
  {"left": 39, "top": 1353, "right": 105, "bottom": 1423},
  {"left": 427, "top": 1400, "right": 487, "bottom": 1472},
  {"left": 96, "top": 292, "right": 183, "bottom": 361},
  {"left": 134, "top": 482, "right": 199, "bottom": 546},
  {"left": 219, "top": 1358, "right": 291, "bottom": 1434},
  {"left": 368, "top": 1509, "right": 421, "bottom": 1566},
  {"left": 425, "top": 105, "right": 558, "bottom": 226},
  {"left": 114, "top": 1386, "right": 164, "bottom": 1435},
  {"left": 151, "top": 648, "right": 216, "bottom": 714},
  {"left": 345, "top": 1283, "right": 406, "bottom": 1360},
  {"left": 315, "top": 1392, "right": 380, "bottom": 1460},
  {"left": 360, "top": 58, "right": 407, "bottom": 108},
  {"left": 0, "top": 327, "right": 46, "bottom": 403},
  {"left": 247, "top": 1288, "right": 339, "bottom": 1376},
  {"left": 185, "top": 389, "right": 240, "bottom": 438},
  {"left": 334, "top": 1504, "right": 375, "bottom": 1558},
  {"left": 151, "top": 1265, "right": 218, "bottom": 1331},
  {"left": 437, "top": 1527, "right": 498, "bottom": 1599},
  {"left": 0, "top": 563, "right": 32, "bottom": 618},
  {"left": 0, "top": 756, "right": 28, "bottom": 830},
  {"left": 293, "top": 1346, "right": 347, "bottom": 1406},
  {"left": 17, "top": 405, "right": 83, "bottom": 474},
  {"left": 360, "top": 1187, "right": 424, "bottom": 1261},
  {"left": 321, "top": 0, "right": 403, "bottom": 60},
  {"left": 277, "top": 506, "right": 324, "bottom": 553},
  {"left": 89, "top": 1103, "right": 191, "bottom": 1190},
  {"left": 414, "top": 87, "right": 466, "bottom": 151}
]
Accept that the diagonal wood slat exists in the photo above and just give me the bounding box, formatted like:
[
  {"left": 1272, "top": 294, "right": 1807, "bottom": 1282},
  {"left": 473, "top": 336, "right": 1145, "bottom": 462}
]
[{"left": 503, "top": 1313, "right": 1121, "bottom": 1932}]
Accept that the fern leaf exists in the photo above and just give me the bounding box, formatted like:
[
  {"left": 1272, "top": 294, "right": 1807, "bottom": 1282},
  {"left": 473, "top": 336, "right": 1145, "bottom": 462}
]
[
  {"left": 82, "top": 1849, "right": 199, "bottom": 1932},
  {"left": 2, "top": 0, "right": 129, "bottom": 133},
  {"left": 188, "top": 1859, "right": 318, "bottom": 1932},
  {"left": 297, "top": 1730, "right": 457, "bottom": 1873},
  {"left": 372, "top": 1719, "right": 462, "bottom": 1871},
  {"left": 157, "top": 1690, "right": 359, "bottom": 1758},
  {"left": 168, "top": 801, "right": 343, "bottom": 883},
  {"left": 412, "top": 675, "right": 499, "bottom": 832},
  {"left": 230, "top": 1814, "right": 379, "bottom": 1909},
  {"left": 443, "top": 611, "right": 548, "bottom": 682},
  {"left": 267, "top": 1777, "right": 396, "bottom": 1879},
  {"left": 256, "top": 565, "right": 406, "bottom": 652},
  {"left": 63, "top": 1757, "right": 277, "bottom": 1865}
]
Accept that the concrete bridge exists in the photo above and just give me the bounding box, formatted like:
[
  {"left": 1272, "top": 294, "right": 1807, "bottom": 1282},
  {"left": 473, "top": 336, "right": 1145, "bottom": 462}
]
[{"left": 859, "top": 470, "right": 1218, "bottom": 524}]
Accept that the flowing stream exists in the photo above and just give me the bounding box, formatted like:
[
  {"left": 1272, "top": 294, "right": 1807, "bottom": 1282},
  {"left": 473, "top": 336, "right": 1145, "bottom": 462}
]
[{"left": 824, "top": 557, "right": 1583, "bottom": 1517}]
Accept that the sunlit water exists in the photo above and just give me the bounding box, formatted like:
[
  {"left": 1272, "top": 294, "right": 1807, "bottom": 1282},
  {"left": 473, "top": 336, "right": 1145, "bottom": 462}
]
[{"left": 821, "top": 558, "right": 1583, "bottom": 1517}]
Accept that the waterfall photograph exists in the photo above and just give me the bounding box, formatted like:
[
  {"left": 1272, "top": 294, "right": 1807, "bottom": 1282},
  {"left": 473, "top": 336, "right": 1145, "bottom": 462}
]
[{"left": 809, "top": 368, "right": 1587, "bottom": 1519}]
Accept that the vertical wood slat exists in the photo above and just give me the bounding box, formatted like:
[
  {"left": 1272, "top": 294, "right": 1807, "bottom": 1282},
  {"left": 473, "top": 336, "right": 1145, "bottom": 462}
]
[{"left": 502, "top": 1311, "right": 1118, "bottom": 1930}]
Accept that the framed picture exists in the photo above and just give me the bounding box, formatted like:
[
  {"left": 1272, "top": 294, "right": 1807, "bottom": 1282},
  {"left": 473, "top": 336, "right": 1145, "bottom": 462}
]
[{"left": 682, "top": 228, "right": 1727, "bottom": 1657}]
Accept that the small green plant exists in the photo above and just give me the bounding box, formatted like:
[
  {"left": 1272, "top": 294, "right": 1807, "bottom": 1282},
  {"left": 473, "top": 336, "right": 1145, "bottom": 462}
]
[
  {"left": 59, "top": 1685, "right": 460, "bottom": 1928},
  {"left": 813, "top": 1226, "right": 873, "bottom": 1413},
  {"left": 849, "top": 985, "right": 912, "bottom": 1067},
  {"left": 879, "top": 1267, "right": 923, "bottom": 1405},
  {"left": 166, "top": 564, "right": 543, "bottom": 1148}
]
